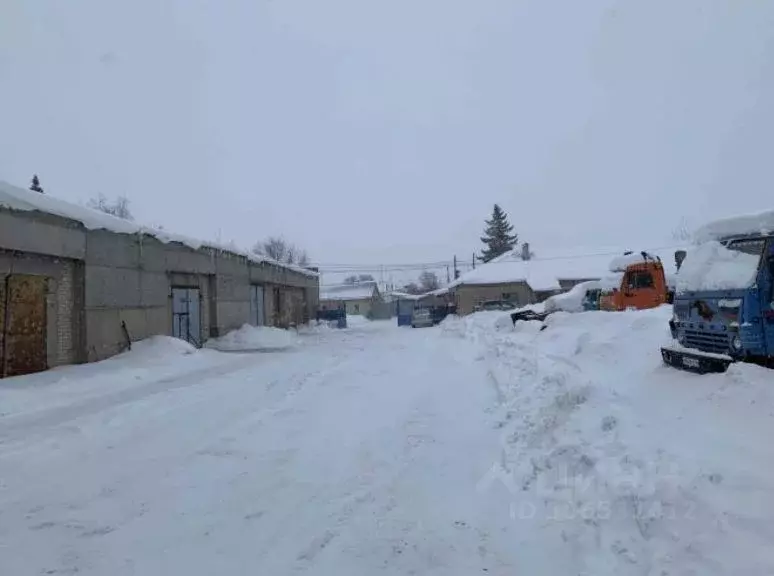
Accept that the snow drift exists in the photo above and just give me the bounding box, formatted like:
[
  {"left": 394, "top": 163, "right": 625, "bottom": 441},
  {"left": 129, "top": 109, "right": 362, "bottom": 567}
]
[
  {"left": 204, "top": 324, "right": 299, "bottom": 352},
  {"left": 442, "top": 307, "right": 774, "bottom": 574}
]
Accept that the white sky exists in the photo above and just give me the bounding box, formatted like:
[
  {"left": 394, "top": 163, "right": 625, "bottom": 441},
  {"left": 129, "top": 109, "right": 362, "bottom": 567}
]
[{"left": 2, "top": 0, "right": 774, "bottom": 285}]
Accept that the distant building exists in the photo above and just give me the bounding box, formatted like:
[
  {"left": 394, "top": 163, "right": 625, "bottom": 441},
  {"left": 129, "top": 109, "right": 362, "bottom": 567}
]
[
  {"left": 448, "top": 246, "right": 684, "bottom": 315},
  {"left": 320, "top": 281, "right": 382, "bottom": 317},
  {"left": 0, "top": 180, "right": 319, "bottom": 377}
]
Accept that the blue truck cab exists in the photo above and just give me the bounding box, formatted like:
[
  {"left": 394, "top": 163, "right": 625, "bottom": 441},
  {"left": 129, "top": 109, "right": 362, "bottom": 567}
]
[{"left": 662, "top": 232, "right": 774, "bottom": 373}]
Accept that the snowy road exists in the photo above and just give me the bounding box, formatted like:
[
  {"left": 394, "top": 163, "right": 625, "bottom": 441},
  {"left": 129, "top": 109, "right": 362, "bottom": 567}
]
[{"left": 0, "top": 322, "right": 516, "bottom": 575}]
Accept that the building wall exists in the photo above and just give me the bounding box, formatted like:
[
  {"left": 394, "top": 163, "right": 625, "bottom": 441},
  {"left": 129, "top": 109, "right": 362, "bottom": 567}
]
[
  {"left": 82, "top": 233, "right": 319, "bottom": 359},
  {"left": 319, "top": 298, "right": 372, "bottom": 317},
  {"left": 0, "top": 207, "right": 320, "bottom": 370},
  {"left": 453, "top": 282, "right": 534, "bottom": 315}
]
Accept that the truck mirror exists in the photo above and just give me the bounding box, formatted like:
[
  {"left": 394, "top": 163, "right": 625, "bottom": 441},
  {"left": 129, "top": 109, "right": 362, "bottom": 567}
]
[{"left": 675, "top": 250, "right": 687, "bottom": 271}]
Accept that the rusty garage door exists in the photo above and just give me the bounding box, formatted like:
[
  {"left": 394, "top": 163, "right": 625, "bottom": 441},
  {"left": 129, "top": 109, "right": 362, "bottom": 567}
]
[{"left": 1, "top": 275, "right": 48, "bottom": 378}]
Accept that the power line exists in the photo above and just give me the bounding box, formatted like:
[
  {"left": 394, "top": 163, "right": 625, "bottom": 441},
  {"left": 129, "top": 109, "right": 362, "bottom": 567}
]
[{"left": 312, "top": 245, "right": 686, "bottom": 274}]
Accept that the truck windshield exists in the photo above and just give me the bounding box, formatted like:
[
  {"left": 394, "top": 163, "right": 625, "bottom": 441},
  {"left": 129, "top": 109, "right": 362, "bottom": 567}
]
[{"left": 725, "top": 238, "right": 766, "bottom": 257}]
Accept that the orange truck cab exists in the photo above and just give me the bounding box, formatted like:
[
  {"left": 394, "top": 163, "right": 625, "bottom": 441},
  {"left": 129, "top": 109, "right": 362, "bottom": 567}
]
[{"left": 599, "top": 252, "right": 669, "bottom": 311}]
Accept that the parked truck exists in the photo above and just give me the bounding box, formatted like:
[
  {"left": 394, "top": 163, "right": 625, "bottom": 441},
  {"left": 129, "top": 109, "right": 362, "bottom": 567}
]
[
  {"left": 661, "top": 212, "right": 774, "bottom": 373},
  {"left": 598, "top": 251, "right": 671, "bottom": 311}
]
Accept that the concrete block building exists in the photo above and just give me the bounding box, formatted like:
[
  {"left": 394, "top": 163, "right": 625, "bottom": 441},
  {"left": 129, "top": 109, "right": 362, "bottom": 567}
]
[{"left": 0, "top": 181, "right": 319, "bottom": 377}]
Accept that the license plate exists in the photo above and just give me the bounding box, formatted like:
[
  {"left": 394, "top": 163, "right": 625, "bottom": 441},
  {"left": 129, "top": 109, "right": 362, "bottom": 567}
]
[{"left": 682, "top": 357, "right": 700, "bottom": 368}]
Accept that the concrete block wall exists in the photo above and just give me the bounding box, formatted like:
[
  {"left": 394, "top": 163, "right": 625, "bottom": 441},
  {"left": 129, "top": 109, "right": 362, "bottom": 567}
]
[{"left": 1, "top": 207, "right": 320, "bottom": 367}]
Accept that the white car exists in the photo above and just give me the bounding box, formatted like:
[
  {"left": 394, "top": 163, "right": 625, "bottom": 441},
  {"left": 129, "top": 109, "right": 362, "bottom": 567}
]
[{"left": 411, "top": 308, "right": 434, "bottom": 328}]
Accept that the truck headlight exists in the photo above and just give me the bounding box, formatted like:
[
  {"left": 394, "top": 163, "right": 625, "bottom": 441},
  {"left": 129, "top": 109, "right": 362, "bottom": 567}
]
[{"left": 732, "top": 335, "right": 742, "bottom": 351}]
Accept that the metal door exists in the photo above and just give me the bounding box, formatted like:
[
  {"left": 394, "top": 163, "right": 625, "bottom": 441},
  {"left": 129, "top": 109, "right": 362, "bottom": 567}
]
[
  {"left": 273, "top": 287, "right": 282, "bottom": 327},
  {"left": 1, "top": 275, "right": 48, "bottom": 378},
  {"left": 172, "top": 287, "right": 201, "bottom": 346},
  {"left": 250, "top": 285, "right": 265, "bottom": 326}
]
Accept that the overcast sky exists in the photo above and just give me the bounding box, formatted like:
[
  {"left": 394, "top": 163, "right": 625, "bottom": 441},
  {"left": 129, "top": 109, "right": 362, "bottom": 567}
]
[{"left": 2, "top": 0, "right": 773, "bottom": 284}]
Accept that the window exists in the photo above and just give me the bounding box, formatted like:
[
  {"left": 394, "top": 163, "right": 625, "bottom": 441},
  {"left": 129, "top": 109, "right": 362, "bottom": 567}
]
[{"left": 626, "top": 271, "right": 654, "bottom": 290}]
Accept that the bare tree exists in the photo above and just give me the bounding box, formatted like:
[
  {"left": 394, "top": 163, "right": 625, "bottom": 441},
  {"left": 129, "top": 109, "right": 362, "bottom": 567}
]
[
  {"left": 671, "top": 216, "right": 693, "bottom": 243},
  {"left": 253, "top": 236, "right": 311, "bottom": 266},
  {"left": 87, "top": 193, "right": 134, "bottom": 220},
  {"left": 418, "top": 270, "right": 440, "bottom": 292}
]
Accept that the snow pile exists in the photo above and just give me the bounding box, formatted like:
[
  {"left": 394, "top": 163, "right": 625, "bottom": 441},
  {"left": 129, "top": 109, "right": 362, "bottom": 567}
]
[
  {"left": 204, "top": 324, "right": 299, "bottom": 352},
  {"left": 0, "top": 336, "right": 220, "bottom": 417},
  {"left": 296, "top": 320, "right": 335, "bottom": 335},
  {"left": 544, "top": 280, "right": 597, "bottom": 313},
  {"left": 676, "top": 240, "right": 760, "bottom": 292},
  {"left": 695, "top": 207, "right": 774, "bottom": 242},
  {"left": 446, "top": 307, "right": 774, "bottom": 574},
  {"left": 127, "top": 335, "right": 197, "bottom": 357},
  {"left": 345, "top": 314, "right": 371, "bottom": 326},
  {"left": 0, "top": 180, "right": 316, "bottom": 277}
]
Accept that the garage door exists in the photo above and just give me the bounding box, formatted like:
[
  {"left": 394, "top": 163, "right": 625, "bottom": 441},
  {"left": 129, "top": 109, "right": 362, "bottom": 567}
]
[
  {"left": 250, "top": 284, "right": 265, "bottom": 326},
  {"left": 1, "top": 275, "right": 48, "bottom": 378},
  {"left": 172, "top": 287, "right": 201, "bottom": 346}
]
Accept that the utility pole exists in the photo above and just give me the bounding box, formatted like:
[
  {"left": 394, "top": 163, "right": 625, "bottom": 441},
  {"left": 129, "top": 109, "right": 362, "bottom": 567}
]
[
  {"left": 453, "top": 255, "right": 459, "bottom": 279},
  {"left": 472, "top": 253, "right": 476, "bottom": 269},
  {"left": 446, "top": 265, "right": 450, "bottom": 284}
]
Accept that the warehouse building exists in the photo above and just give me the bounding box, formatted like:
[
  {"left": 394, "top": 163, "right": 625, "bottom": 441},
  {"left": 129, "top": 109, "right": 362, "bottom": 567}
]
[{"left": 0, "top": 181, "right": 319, "bottom": 378}]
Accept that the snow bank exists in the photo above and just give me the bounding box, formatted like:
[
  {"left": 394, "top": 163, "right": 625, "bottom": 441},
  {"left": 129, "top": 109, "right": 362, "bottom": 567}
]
[
  {"left": 544, "top": 280, "right": 597, "bottom": 313},
  {"left": 204, "top": 324, "right": 299, "bottom": 352},
  {"left": 0, "top": 180, "right": 316, "bottom": 277},
  {"left": 296, "top": 320, "right": 335, "bottom": 335},
  {"left": 0, "top": 336, "right": 219, "bottom": 418},
  {"left": 345, "top": 314, "right": 371, "bottom": 326},
  {"left": 446, "top": 306, "right": 774, "bottom": 574},
  {"left": 126, "top": 335, "right": 197, "bottom": 358},
  {"left": 695, "top": 207, "right": 774, "bottom": 242},
  {"left": 676, "top": 240, "right": 760, "bottom": 292}
]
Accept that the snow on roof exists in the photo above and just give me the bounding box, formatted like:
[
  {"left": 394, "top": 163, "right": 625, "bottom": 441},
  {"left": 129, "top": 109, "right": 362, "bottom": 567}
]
[
  {"left": 389, "top": 291, "right": 423, "bottom": 301},
  {"left": 451, "top": 246, "right": 684, "bottom": 293},
  {"left": 695, "top": 208, "right": 774, "bottom": 243},
  {"left": 450, "top": 247, "right": 619, "bottom": 292},
  {"left": 0, "top": 180, "right": 317, "bottom": 277},
  {"left": 320, "top": 282, "right": 378, "bottom": 301},
  {"left": 676, "top": 240, "right": 760, "bottom": 292}
]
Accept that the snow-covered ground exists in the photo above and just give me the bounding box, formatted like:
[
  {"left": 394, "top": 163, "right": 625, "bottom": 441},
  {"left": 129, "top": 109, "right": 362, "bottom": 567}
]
[
  {"left": 1, "top": 311, "right": 773, "bottom": 574},
  {"left": 442, "top": 307, "right": 774, "bottom": 574}
]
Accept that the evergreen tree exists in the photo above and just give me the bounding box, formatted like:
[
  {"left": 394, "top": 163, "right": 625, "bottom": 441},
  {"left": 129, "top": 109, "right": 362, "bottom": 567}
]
[
  {"left": 30, "top": 174, "right": 44, "bottom": 193},
  {"left": 478, "top": 204, "right": 518, "bottom": 263}
]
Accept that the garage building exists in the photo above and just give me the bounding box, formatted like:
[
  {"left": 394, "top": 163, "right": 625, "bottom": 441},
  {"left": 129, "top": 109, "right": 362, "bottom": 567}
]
[{"left": 0, "top": 181, "right": 319, "bottom": 378}]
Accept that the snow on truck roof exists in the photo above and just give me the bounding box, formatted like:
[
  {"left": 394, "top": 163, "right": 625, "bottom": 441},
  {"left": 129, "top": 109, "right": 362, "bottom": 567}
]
[
  {"left": 677, "top": 240, "right": 761, "bottom": 292},
  {"left": 694, "top": 208, "right": 774, "bottom": 243},
  {"left": 0, "top": 180, "right": 317, "bottom": 277}
]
